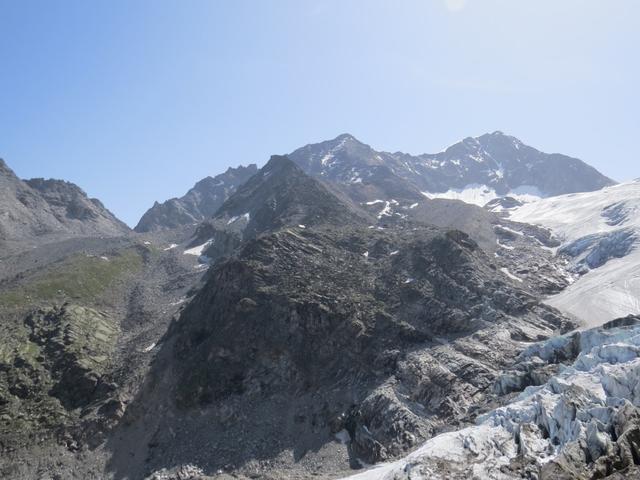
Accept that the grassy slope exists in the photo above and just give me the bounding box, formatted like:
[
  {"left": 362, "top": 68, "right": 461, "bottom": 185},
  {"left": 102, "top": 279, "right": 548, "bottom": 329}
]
[
  {"left": 0, "top": 249, "right": 144, "bottom": 310},
  {"left": 0, "top": 246, "right": 146, "bottom": 437}
]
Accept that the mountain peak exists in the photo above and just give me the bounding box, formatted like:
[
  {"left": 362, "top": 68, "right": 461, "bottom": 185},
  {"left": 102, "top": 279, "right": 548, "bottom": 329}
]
[
  {"left": 481, "top": 130, "right": 519, "bottom": 139},
  {"left": 0, "top": 157, "right": 19, "bottom": 179},
  {"left": 225, "top": 163, "right": 257, "bottom": 175},
  {"left": 325, "top": 133, "right": 368, "bottom": 150},
  {"left": 262, "top": 154, "right": 298, "bottom": 172},
  {"left": 0, "top": 158, "right": 129, "bottom": 242},
  {"left": 202, "top": 153, "right": 369, "bottom": 240},
  {"left": 484, "top": 130, "right": 528, "bottom": 147},
  {"left": 134, "top": 163, "right": 259, "bottom": 232},
  {"left": 334, "top": 132, "right": 357, "bottom": 141},
  {"left": 26, "top": 177, "right": 87, "bottom": 198},
  {"left": 287, "top": 132, "right": 614, "bottom": 204},
  {"left": 25, "top": 177, "right": 129, "bottom": 231}
]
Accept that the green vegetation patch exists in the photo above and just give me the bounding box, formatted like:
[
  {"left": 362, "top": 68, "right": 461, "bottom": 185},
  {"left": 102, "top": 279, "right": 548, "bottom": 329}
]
[
  {"left": 0, "top": 304, "right": 120, "bottom": 433},
  {"left": 27, "top": 304, "right": 120, "bottom": 376},
  {"left": 0, "top": 248, "right": 144, "bottom": 310}
]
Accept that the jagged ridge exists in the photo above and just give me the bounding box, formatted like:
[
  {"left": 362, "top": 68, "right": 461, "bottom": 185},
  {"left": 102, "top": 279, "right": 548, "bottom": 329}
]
[{"left": 134, "top": 164, "right": 258, "bottom": 232}]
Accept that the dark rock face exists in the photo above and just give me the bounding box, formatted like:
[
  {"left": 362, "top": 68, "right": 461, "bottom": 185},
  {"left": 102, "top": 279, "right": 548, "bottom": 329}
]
[
  {"left": 215, "top": 156, "right": 367, "bottom": 229},
  {"left": 134, "top": 164, "right": 258, "bottom": 232},
  {"left": 0, "top": 159, "right": 68, "bottom": 240},
  {"left": 363, "top": 197, "right": 568, "bottom": 295},
  {"left": 191, "top": 155, "right": 371, "bottom": 261},
  {"left": 603, "top": 314, "right": 640, "bottom": 330},
  {"left": 288, "top": 132, "right": 615, "bottom": 202},
  {"left": 129, "top": 221, "right": 572, "bottom": 474},
  {"left": 94, "top": 156, "right": 580, "bottom": 480}
]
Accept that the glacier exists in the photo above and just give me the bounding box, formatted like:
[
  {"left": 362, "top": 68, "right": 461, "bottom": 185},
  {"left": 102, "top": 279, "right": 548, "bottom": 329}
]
[
  {"left": 508, "top": 180, "right": 640, "bottom": 326},
  {"left": 422, "top": 184, "right": 543, "bottom": 208},
  {"left": 342, "top": 316, "right": 640, "bottom": 480}
]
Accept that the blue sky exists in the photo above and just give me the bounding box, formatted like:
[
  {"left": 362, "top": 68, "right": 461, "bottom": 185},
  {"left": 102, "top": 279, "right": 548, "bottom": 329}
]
[{"left": 1, "top": 0, "right": 638, "bottom": 226}]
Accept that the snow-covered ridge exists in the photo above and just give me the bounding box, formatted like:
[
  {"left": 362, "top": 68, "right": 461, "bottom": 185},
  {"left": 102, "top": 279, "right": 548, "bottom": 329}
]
[
  {"left": 508, "top": 180, "right": 640, "bottom": 246},
  {"left": 343, "top": 316, "right": 640, "bottom": 480},
  {"left": 289, "top": 132, "right": 614, "bottom": 210},
  {"left": 422, "top": 184, "right": 543, "bottom": 207},
  {"left": 507, "top": 180, "right": 640, "bottom": 326}
]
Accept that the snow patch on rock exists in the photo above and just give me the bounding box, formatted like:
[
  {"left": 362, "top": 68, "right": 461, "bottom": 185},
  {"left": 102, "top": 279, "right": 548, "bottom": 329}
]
[{"left": 184, "top": 239, "right": 213, "bottom": 257}]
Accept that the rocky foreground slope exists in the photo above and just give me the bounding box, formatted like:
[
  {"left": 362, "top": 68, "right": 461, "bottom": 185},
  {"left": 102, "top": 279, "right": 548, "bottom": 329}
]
[
  {"left": 0, "top": 140, "right": 637, "bottom": 480},
  {"left": 89, "top": 156, "right": 578, "bottom": 480},
  {"left": 113, "top": 224, "right": 573, "bottom": 479},
  {"left": 0, "top": 234, "right": 207, "bottom": 478}
]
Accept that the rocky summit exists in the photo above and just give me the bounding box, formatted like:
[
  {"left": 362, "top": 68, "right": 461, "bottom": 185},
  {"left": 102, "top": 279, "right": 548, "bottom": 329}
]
[
  {"left": 0, "top": 134, "right": 638, "bottom": 480},
  {"left": 0, "top": 160, "right": 129, "bottom": 250},
  {"left": 134, "top": 164, "right": 259, "bottom": 233},
  {"left": 288, "top": 132, "right": 615, "bottom": 206}
]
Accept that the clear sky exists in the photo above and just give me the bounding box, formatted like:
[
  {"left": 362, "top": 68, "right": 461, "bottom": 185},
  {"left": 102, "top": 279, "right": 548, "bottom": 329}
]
[{"left": 1, "top": 0, "right": 638, "bottom": 226}]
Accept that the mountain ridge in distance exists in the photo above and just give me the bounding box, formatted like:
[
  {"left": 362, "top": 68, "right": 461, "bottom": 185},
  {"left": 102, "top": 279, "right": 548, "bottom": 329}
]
[
  {"left": 0, "top": 158, "right": 130, "bottom": 248},
  {"left": 134, "top": 163, "right": 259, "bottom": 233},
  {"left": 188, "top": 154, "right": 372, "bottom": 262},
  {"left": 135, "top": 131, "right": 615, "bottom": 232},
  {"left": 288, "top": 130, "right": 615, "bottom": 205}
]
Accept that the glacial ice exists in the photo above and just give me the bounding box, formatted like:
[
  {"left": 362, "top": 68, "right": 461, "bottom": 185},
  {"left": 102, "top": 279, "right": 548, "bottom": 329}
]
[
  {"left": 421, "top": 184, "right": 543, "bottom": 207},
  {"left": 342, "top": 318, "right": 640, "bottom": 480},
  {"left": 509, "top": 180, "right": 640, "bottom": 326}
]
